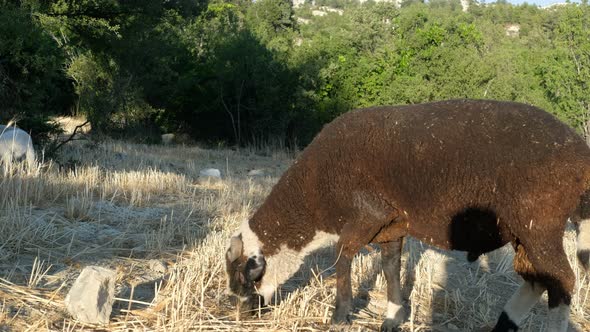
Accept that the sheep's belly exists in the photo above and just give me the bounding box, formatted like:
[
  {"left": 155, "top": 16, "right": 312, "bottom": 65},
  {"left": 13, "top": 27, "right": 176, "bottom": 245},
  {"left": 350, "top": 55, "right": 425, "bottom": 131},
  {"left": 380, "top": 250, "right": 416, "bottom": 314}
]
[{"left": 410, "top": 208, "right": 507, "bottom": 255}]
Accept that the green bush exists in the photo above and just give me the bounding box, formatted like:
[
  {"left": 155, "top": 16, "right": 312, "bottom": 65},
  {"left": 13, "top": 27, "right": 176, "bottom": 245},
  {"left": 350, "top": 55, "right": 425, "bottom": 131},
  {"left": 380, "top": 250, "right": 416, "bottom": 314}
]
[{"left": 0, "top": 3, "right": 73, "bottom": 145}]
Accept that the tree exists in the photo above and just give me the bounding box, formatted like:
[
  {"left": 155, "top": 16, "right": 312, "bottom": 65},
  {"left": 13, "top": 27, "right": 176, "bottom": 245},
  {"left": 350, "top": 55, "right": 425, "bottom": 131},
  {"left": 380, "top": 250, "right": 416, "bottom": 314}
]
[
  {"left": 538, "top": 3, "right": 590, "bottom": 141},
  {"left": 0, "top": 2, "right": 72, "bottom": 143}
]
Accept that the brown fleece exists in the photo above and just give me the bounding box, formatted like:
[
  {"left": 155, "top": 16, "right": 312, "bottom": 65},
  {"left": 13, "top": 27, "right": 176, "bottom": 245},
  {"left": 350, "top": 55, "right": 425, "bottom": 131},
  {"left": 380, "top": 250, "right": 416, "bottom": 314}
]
[{"left": 248, "top": 99, "right": 590, "bottom": 307}]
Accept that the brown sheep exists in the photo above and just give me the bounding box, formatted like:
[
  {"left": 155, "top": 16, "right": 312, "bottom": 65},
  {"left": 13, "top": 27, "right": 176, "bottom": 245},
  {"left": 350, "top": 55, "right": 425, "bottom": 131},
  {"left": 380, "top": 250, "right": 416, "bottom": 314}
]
[{"left": 225, "top": 99, "right": 590, "bottom": 332}]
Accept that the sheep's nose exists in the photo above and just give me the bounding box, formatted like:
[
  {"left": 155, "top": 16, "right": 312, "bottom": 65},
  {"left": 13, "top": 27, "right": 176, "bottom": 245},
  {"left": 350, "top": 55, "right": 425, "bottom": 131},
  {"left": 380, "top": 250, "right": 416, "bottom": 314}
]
[
  {"left": 228, "top": 294, "right": 239, "bottom": 306},
  {"left": 228, "top": 293, "right": 251, "bottom": 307}
]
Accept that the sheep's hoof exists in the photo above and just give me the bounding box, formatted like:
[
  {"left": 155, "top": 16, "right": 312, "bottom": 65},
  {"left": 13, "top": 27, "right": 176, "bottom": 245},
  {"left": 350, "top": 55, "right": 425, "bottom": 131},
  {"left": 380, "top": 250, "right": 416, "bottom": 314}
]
[
  {"left": 491, "top": 311, "right": 519, "bottom": 332},
  {"left": 330, "top": 313, "right": 351, "bottom": 325},
  {"left": 467, "top": 251, "right": 481, "bottom": 262},
  {"left": 330, "top": 306, "right": 352, "bottom": 329},
  {"left": 380, "top": 307, "right": 405, "bottom": 332},
  {"left": 329, "top": 321, "right": 352, "bottom": 332},
  {"left": 380, "top": 319, "right": 401, "bottom": 332}
]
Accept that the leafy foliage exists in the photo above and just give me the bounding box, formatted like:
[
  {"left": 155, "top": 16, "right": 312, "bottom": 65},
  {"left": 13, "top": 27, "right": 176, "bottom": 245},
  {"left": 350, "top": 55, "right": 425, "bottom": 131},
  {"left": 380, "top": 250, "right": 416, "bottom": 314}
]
[
  {"left": 0, "top": 2, "right": 72, "bottom": 143},
  {"left": 2, "top": 0, "right": 590, "bottom": 147}
]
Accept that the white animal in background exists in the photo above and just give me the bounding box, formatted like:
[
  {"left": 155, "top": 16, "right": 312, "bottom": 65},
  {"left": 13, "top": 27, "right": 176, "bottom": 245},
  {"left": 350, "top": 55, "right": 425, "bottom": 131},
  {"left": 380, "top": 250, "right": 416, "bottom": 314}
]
[{"left": 0, "top": 124, "right": 36, "bottom": 170}]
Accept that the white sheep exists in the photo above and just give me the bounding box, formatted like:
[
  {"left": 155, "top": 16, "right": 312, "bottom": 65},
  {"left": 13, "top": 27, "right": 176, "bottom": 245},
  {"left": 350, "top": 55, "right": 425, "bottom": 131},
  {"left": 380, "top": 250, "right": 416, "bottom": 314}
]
[{"left": 0, "top": 125, "right": 36, "bottom": 171}]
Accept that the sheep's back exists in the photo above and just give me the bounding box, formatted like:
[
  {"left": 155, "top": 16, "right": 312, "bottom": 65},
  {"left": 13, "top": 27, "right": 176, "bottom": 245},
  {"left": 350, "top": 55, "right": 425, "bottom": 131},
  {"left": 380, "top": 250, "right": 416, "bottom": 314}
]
[
  {"left": 0, "top": 128, "right": 34, "bottom": 156},
  {"left": 303, "top": 99, "right": 590, "bottom": 224},
  {"left": 250, "top": 100, "right": 590, "bottom": 254}
]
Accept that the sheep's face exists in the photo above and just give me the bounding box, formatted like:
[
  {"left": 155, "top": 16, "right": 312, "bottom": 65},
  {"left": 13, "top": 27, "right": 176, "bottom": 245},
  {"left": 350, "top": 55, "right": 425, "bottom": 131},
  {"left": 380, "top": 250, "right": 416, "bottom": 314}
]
[{"left": 225, "top": 234, "right": 266, "bottom": 308}]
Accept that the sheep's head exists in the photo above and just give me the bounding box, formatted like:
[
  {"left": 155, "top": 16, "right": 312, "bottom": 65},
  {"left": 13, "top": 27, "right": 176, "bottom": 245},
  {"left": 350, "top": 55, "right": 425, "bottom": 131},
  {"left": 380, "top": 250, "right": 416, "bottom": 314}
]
[{"left": 225, "top": 234, "right": 266, "bottom": 310}]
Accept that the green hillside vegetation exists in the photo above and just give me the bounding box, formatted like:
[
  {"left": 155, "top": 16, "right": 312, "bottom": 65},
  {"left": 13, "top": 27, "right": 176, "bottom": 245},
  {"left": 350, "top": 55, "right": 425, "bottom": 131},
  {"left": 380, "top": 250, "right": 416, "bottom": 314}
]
[{"left": 1, "top": 0, "right": 589, "bottom": 146}]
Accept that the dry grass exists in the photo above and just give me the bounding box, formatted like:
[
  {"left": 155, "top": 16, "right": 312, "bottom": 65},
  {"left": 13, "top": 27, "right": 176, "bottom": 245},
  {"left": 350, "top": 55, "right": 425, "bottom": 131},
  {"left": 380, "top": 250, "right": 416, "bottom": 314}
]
[
  {"left": 52, "top": 116, "right": 92, "bottom": 136},
  {"left": 0, "top": 129, "right": 588, "bottom": 331}
]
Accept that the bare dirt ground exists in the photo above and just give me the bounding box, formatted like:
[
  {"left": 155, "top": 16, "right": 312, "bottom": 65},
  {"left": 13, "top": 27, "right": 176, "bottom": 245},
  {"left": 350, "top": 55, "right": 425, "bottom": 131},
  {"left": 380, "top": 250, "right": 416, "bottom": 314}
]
[{"left": 0, "top": 125, "right": 588, "bottom": 331}]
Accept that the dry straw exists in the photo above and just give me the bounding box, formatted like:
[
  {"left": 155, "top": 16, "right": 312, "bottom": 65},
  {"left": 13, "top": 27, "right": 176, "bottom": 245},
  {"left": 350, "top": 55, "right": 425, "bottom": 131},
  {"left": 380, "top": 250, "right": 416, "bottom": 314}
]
[{"left": 0, "top": 122, "right": 587, "bottom": 331}]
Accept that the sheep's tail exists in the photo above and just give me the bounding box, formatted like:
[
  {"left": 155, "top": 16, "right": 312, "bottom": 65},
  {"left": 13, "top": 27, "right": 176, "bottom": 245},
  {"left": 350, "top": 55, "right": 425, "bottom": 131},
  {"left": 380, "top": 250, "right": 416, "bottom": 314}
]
[{"left": 575, "top": 188, "right": 590, "bottom": 273}]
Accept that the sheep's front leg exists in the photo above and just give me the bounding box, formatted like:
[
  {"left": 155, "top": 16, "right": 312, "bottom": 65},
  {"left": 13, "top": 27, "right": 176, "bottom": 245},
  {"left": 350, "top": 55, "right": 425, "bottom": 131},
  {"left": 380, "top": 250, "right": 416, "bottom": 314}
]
[
  {"left": 332, "top": 251, "right": 354, "bottom": 325},
  {"left": 380, "top": 239, "right": 405, "bottom": 332},
  {"left": 331, "top": 221, "right": 385, "bottom": 327}
]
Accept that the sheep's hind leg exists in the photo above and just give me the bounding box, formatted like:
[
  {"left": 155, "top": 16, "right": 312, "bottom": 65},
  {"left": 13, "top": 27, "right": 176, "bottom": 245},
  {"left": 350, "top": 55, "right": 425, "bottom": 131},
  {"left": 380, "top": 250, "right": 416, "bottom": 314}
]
[
  {"left": 493, "top": 231, "right": 574, "bottom": 332},
  {"left": 527, "top": 238, "right": 574, "bottom": 332},
  {"left": 492, "top": 243, "right": 546, "bottom": 331},
  {"left": 544, "top": 257, "right": 573, "bottom": 332},
  {"left": 491, "top": 280, "right": 545, "bottom": 331},
  {"left": 380, "top": 239, "right": 405, "bottom": 332}
]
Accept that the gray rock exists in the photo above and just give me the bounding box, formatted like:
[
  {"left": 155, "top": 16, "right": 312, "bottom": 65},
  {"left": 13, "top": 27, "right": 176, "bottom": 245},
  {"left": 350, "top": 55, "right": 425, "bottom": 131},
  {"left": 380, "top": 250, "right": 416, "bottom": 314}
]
[
  {"left": 148, "top": 259, "right": 167, "bottom": 274},
  {"left": 199, "top": 168, "right": 221, "bottom": 178},
  {"left": 161, "top": 133, "right": 175, "bottom": 145},
  {"left": 247, "top": 169, "right": 265, "bottom": 176},
  {"left": 65, "top": 266, "right": 116, "bottom": 325}
]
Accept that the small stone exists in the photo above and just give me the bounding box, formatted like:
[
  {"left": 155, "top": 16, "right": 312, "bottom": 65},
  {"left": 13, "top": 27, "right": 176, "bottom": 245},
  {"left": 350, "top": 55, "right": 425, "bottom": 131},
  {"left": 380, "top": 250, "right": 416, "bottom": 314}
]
[
  {"left": 161, "top": 133, "right": 175, "bottom": 144},
  {"left": 148, "top": 259, "right": 167, "bottom": 274},
  {"left": 448, "top": 323, "right": 459, "bottom": 330},
  {"left": 199, "top": 168, "right": 221, "bottom": 178},
  {"left": 65, "top": 266, "right": 116, "bottom": 325},
  {"left": 247, "top": 169, "right": 264, "bottom": 176}
]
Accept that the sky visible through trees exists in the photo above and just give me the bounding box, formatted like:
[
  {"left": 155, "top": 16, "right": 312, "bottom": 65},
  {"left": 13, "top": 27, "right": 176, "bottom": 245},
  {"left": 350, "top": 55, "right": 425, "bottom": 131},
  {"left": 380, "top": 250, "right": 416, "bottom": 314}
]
[{"left": 507, "top": 0, "right": 578, "bottom": 6}]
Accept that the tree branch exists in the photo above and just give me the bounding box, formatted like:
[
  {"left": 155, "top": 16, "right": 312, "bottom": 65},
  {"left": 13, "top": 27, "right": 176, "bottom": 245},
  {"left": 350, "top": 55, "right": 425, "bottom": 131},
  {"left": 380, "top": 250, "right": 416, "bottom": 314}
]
[
  {"left": 50, "top": 120, "right": 90, "bottom": 154},
  {"left": 220, "top": 88, "right": 239, "bottom": 145}
]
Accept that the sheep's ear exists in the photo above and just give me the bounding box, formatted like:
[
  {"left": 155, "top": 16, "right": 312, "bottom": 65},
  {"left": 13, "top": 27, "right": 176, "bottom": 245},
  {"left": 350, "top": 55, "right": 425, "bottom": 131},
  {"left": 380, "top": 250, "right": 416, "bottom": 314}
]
[
  {"left": 227, "top": 234, "right": 243, "bottom": 262},
  {"left": 245, "top": 255, "right": 266, "bottom": 282}
]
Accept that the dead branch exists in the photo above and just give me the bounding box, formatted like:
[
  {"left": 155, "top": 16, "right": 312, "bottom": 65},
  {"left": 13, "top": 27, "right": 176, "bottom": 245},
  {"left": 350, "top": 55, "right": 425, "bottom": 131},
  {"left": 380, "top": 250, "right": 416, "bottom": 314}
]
[{"left": 50, "top": 120, "right": 90, "bottom": 154}]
